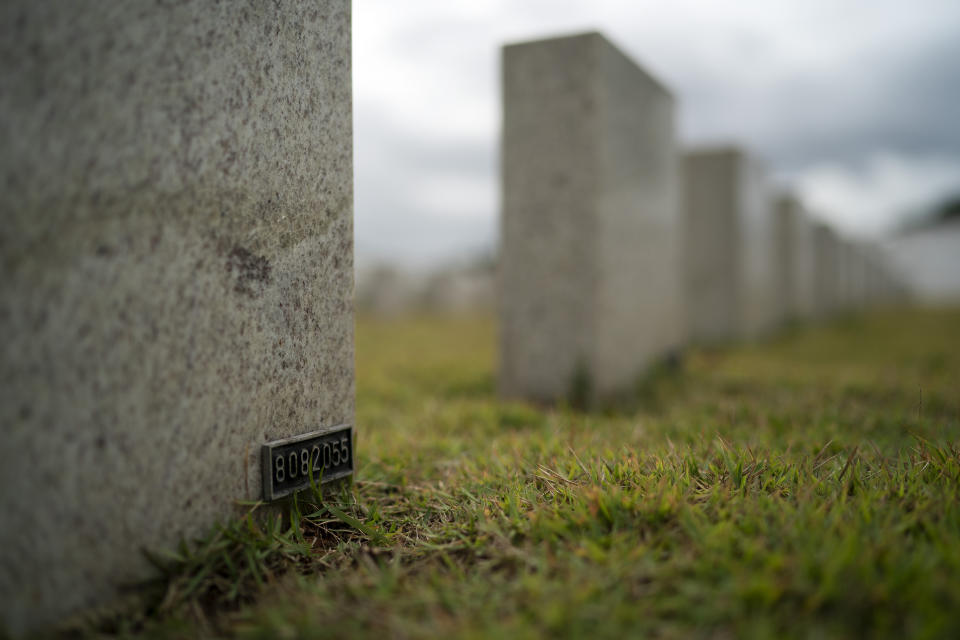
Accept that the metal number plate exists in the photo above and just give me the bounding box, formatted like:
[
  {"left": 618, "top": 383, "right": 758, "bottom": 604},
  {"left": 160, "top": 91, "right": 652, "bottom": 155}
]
[{"left": 261, "top": 425, "right": 354, "bottom": 501}]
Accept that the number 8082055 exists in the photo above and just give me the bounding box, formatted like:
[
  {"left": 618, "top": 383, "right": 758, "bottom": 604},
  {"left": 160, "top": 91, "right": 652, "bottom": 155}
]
[{"left": 273, "top": 435, "right": 350, "bottom": 484}]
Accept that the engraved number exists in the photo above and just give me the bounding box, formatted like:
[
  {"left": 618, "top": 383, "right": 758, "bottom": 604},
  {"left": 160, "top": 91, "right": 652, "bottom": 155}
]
[{"left": 274, "top": 433, "right": 350, "bottom": 490}]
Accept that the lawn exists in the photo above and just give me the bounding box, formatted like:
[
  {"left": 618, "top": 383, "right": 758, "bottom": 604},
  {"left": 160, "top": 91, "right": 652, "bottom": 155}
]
[{"left": 113, "top": 308, "right": 960, "bottom": 639}]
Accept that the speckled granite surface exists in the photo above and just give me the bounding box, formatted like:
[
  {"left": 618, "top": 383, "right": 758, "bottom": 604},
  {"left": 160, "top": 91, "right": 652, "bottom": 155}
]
[
  {"left": 0, "top": 1, "right": 353, "bottom": 633},
  {"left": 499, "top": 32, "right": 683, "bottom": 403}
]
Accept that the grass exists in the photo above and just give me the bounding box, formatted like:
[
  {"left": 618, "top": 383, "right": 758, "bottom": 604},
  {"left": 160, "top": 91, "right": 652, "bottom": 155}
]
[{"left": 93, "top": 308, "right": 960, "bottom": 638}]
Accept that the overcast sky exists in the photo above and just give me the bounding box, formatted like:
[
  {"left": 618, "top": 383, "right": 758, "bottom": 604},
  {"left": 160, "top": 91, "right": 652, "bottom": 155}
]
[{"left": 353, "top": 0, "right": 960, "bottom": 268}]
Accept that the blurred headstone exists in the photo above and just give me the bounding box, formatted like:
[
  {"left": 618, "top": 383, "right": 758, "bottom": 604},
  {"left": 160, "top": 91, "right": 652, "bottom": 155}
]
[
  {"left": 499, "top": 32, "right": 683, "bottom": 404},
  {"left": 355, "top": 264, "right": 423, "bottom": 315},
  {"left": 773, "top": 193, "right": 816, "bottom": 323},
  {"left": 846, "top": 242, "right": 868, "bottom": 309},
  {"left": 0, "top": 1, "right": 354, "bottom": 633},
  {"left": 812, "top": 223, "right": 842, "bottom": 317},
  {"left": 683, "top": 147, "right": 776, "bottom": 341},
  {"left": 836, "top": 238, "right": 852, "bottom": 312},
  {"left": 839, "top": 238, "right": 869, "bottom": 312}
]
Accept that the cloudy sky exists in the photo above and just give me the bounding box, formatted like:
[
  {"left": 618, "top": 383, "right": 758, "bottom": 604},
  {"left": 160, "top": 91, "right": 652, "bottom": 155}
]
[{"left": 353, "top": 0, "right": 960, "bottom": 268}]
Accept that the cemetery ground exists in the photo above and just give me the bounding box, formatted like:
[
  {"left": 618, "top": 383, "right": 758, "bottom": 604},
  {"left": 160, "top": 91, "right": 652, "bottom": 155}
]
[{"left": 101, "top": 308, "right": 958, "bottom": 639}]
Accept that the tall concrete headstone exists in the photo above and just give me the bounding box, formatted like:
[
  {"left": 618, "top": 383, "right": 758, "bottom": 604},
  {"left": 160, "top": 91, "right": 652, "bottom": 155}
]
[
  {"left": 846, "top": 241, "right": 868, "bottom": 310},
  {"left": 499, "top": 32, "right": 683, "bottom": 403},
  {"left": 0, "top": 1, "right": 354, "bottom": 633},
  {"left": 812, "top": 223, "right": 840, "bottom": 317},
  {"left": 837, "top": 238, "right": 859, "bottom": 313},
  {"left": 683, "top": 147, "right": 776, "bottom": 342},
  {"left": 773, "top": 194, "right": 816, "bottom": 322},
  {"left": 863, "top": 247, "right": 881, "bottom": 307}
]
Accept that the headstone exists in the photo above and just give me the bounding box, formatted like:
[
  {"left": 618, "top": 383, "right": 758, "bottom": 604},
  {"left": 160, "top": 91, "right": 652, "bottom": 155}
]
[
  {"left": 499, "top": 32, "right": 683, "bottom": 403},
  {"left": 0, "top": 1, "right": 354, "bottom": 633},
  {"left": 863, "top": 247, "right": 881, "bottom": 307},
  {"left": 836, "top": 238, "right": 853, "bottom": 312},
  {"left": 838, "top": 237, "right": 877, "bottom": 312},
  {"left": 683, "top": 147, "right": 776, "bottom": 342},
  {"left": 773, "top": 193, "right": 816, "bottom": 322},
  {"left": 857, "top": 243, "right": 873, "bottom": 308},
  {"left": 871, "top": 250, "right": 908, "bottom": 305},
  {"left": 812, "top": 223, "right": 841, "bottom": 317},
  {"left": 839, "top": 238, "right": 868, "bottom": 313},
  {"left": 846, "top": 242, "right": 869, "bottom": 310}
]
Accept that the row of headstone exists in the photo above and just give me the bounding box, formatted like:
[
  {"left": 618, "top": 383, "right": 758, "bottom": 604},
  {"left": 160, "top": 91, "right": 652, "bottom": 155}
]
[
  {"left": 0, "top": 1, "right": 355, "bottom": 635},
  {"left": 807, "top": 218, "right": 910, "bottom": 319},
  {"left": 498, "top": 31, "right": 910, "bottom": 404}
]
